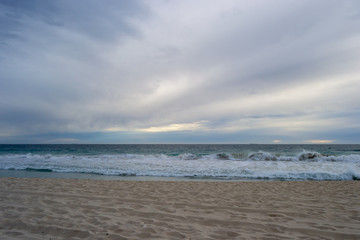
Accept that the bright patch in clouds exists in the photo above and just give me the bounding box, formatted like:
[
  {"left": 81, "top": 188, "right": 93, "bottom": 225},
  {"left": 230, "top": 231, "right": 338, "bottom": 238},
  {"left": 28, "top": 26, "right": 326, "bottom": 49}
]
[
  {"left": 136, "top": 121, "right": 207, "bottom": 133},
  {"left": 306, "top": 140, "right": 336, "bottom": 144}
]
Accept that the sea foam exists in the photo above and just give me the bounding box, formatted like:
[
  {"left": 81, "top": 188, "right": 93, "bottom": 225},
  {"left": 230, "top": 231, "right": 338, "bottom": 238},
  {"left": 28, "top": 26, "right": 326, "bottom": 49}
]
[{"left": 0, "top": 151, "right": 359, "bottom": 180}]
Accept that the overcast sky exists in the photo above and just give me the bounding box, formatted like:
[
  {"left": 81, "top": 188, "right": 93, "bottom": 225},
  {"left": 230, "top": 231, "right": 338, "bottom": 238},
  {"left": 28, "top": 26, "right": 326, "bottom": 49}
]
[{"left": 1, "top": 0, "right": 360, "bottom": 144}]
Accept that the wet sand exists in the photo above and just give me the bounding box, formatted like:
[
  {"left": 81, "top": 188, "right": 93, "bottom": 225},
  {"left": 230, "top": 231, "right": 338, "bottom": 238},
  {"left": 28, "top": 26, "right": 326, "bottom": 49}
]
[{"left": 1, "top": 178, "right": 359, "bottom": 239}]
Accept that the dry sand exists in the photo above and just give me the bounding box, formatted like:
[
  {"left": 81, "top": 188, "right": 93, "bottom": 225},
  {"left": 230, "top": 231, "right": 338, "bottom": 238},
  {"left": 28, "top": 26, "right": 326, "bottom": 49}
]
[{"left": 0, "top": 178, "right": 359, "bottom": 240}]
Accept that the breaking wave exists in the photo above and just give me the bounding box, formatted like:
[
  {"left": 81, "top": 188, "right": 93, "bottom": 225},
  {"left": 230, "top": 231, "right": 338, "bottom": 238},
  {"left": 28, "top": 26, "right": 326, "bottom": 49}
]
[{"left": 0, "top": 151, "right": 359, "bottom": 180}]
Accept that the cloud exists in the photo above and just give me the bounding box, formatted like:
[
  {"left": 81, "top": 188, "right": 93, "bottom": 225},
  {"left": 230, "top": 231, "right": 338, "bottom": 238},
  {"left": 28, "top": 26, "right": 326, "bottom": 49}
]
[
  {"left": 305, "top": 140, "right": 336, "bottom": 144},
  {"left": 0, "top": 0, "right": 360, "bottom": 143}
]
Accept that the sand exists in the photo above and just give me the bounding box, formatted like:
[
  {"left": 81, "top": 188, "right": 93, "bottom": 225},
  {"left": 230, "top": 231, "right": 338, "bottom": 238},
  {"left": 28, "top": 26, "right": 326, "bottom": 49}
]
[{"left": 0, "top": 178, "right": 359, "bottom": 240}]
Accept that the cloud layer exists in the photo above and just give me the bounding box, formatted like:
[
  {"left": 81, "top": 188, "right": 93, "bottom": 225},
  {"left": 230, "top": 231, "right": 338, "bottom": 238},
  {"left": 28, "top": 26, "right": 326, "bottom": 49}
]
[{"left": 1, "top": 0, "right": 360, "bottom": 143}]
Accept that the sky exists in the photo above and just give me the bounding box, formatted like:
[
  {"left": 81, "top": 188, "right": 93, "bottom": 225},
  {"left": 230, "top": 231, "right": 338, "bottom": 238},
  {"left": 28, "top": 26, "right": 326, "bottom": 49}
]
[{"left": 1, "top": 0, "right": 360, "bottom": 144}]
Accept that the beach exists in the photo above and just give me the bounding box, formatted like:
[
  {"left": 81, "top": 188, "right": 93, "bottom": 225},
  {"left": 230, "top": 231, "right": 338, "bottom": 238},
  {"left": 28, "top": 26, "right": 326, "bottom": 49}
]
[{"left": 1, "top": 178, "right": 359, "bottom": 239}]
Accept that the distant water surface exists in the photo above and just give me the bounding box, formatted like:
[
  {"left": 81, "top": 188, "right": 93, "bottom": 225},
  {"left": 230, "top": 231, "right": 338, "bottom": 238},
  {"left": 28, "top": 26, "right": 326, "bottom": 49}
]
[{"left": 0, "top": 144, "right": 359, "bottom": 181}]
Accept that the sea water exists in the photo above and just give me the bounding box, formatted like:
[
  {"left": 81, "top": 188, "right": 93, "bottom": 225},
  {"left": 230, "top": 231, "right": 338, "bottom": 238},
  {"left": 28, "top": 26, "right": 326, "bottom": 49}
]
[{"left": 0, "top": 144, "right": 359, "bottom": 181}]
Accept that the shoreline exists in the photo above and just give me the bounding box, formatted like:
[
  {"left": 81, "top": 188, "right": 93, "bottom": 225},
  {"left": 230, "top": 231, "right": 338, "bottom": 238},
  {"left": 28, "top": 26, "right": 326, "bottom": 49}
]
[
  {"left": 2, "top": 169, "right": 358, "bottom": 182},
  {"left": 0, "top": 169, "right": 276, "bottom": 182},
  {"left": 1, "top": 178, "right": 360, "bottom": 239}
]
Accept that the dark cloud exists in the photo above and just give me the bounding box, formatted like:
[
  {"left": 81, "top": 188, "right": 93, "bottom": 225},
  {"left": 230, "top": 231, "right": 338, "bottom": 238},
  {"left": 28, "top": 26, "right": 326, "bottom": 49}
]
[{"left": 0, "top": 0, "right": 148, "bottom": 44}]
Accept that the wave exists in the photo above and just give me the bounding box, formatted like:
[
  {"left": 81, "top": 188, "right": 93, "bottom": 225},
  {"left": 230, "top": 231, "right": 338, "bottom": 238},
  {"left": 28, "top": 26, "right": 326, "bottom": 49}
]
[
  {"left": 248, "top": 151, "right": 278, "bottom": 161},
  {"left": 297, "top": 151, "right": 323, "bottom": 160},
  {"left": 24, "top": 168, "right": 53, "bottom": 172},
  {"left": 1, "top": 150, "right": 359, "bottom": 160},
  {"left": 1, "top": 151, "right": 359, "bottom": 163},
  {"left": 0, "top": 151, "right": 359, "bottom": 181}
]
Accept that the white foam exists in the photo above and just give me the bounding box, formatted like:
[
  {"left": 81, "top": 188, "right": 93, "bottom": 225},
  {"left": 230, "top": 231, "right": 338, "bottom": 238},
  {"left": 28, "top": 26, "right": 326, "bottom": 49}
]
[{"left": 0, "top": 152, "right": 359, "bottom": 180}]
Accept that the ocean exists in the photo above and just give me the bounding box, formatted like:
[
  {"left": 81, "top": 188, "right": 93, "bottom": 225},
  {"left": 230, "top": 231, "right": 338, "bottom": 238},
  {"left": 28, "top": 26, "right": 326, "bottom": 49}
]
[{"left": 0, "top": 144, "right": 359, "bottom": 181}]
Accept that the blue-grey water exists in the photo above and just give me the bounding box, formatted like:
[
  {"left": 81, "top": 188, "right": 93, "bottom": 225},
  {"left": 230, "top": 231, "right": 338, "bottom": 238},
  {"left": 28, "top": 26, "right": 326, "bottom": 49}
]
[{"left": 0, "top": 144, "right": 359, "bottom": 181}]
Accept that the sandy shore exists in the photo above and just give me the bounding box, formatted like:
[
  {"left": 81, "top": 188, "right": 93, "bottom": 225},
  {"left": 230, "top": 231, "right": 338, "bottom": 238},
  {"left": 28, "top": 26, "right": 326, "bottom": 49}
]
[{"left": 0, "top": 178, "right": 359, "bottom": 239}]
